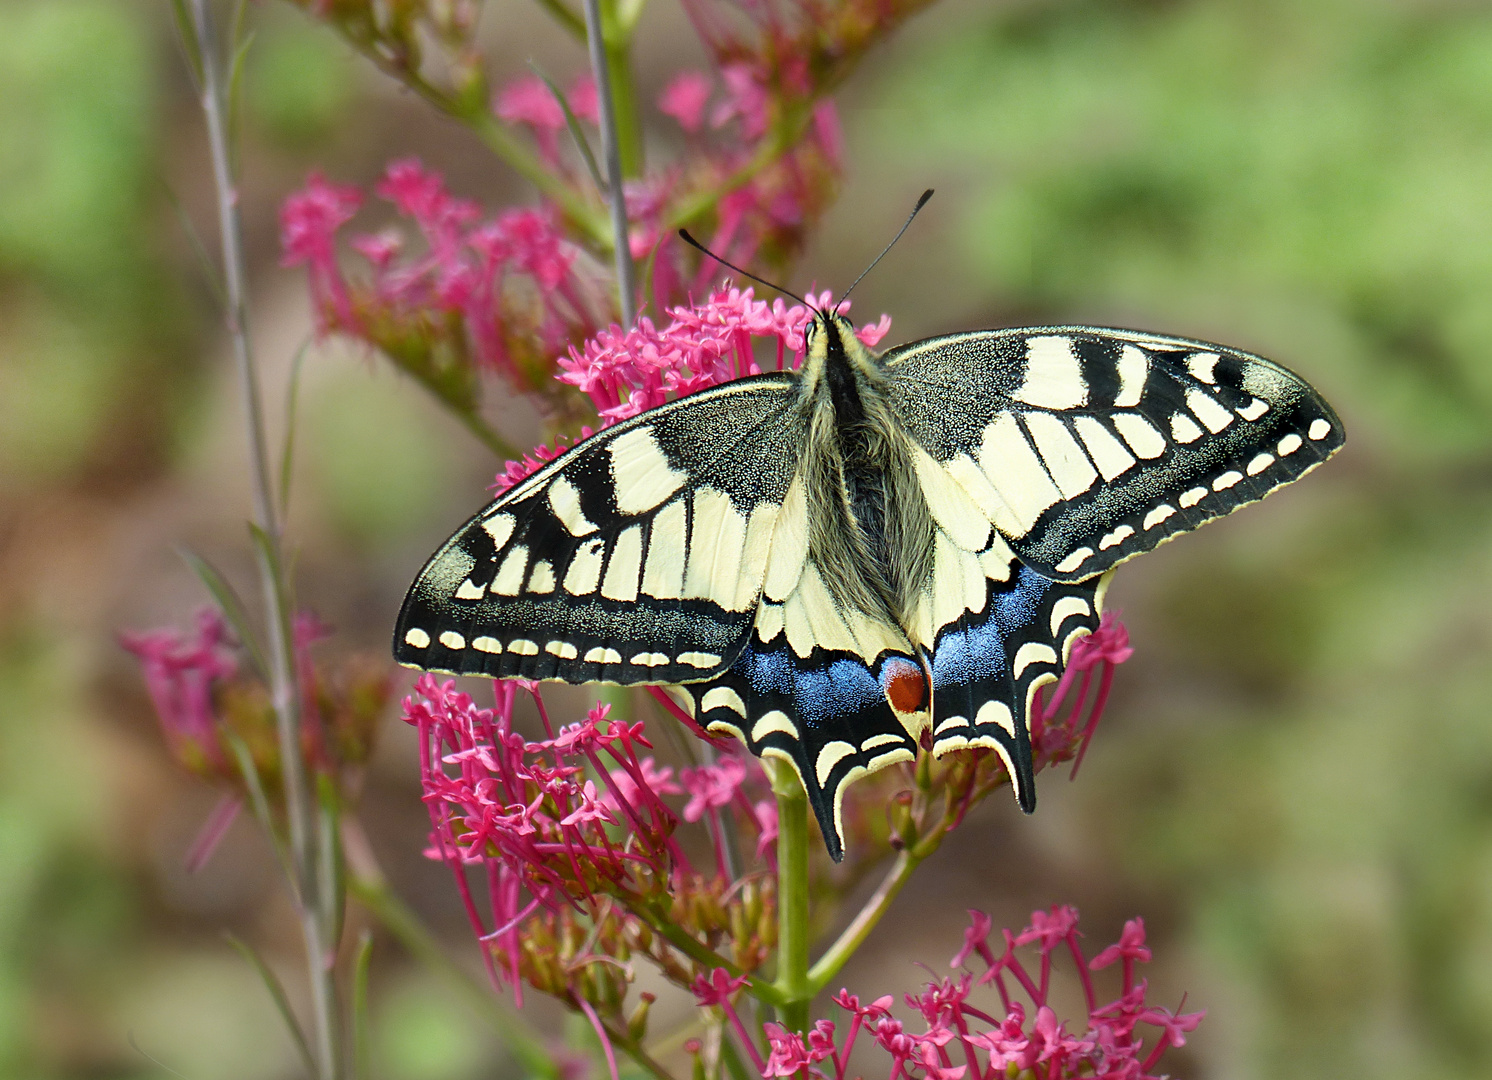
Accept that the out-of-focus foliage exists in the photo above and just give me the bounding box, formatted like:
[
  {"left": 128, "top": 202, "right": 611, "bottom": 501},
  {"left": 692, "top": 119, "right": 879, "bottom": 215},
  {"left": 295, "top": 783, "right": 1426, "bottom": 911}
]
[
  {"left": 246, "top": 20, "right": 356, "bottom": 148},
  {"left": 869, "top": 1, "right": 1492, "bottom": 1076},
  {"left": 0, "top": 1, "right": 187, "bottom": 487}
]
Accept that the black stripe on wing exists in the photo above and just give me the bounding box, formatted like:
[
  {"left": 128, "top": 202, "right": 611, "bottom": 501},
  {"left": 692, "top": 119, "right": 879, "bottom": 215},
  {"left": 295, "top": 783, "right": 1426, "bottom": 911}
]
[{"left": 393, "top": 375, "right": 803, "bottom": 685}]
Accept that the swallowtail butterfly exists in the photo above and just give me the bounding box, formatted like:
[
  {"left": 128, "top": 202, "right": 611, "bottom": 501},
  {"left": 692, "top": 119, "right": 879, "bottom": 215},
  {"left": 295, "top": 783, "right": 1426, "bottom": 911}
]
[{"left": 395, "top": 304, "right": 1342, "bottom": 859}]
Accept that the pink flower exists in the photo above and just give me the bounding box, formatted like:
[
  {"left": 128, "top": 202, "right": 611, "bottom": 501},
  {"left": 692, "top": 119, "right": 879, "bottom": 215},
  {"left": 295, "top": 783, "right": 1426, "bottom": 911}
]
[
  {"left": 375, "top": 159, "right": 479, "bottom": 239},
  {"left": 1016, "top": 905, "right": 1081, "bottom": 952},
  {"left": 1069, "top": 612, "right": 1135, "bottom": 668},
  {"left": 560, "top": 780, "right": 618, "bottom": 827},
  {"left": 678, "top": 754, "right": 748, "bottom": 822},
  {"left": 1090, "top": 918, "right": 1152, "bottom": 972},
  {"left": 279, "top": 172, "right": 363, "bottom": 329},
  {"left": 496, "top": 74, "right": 566, "bottom": 131},
  {"left": 120, "top": 608, "right": 237, "bottom": 772},
  {"left": 762, "top": 1023, "right": 825, "bottom": 1077},
  {"left": 659, "top": 71, "right": 712, "bottom": 133},
  {"left": 711, "top": 63, "right": 770, "bottom": 139},
  {"left": 752, "top": 798, "right": 778, "bottom": 859},
  {"left": 690, "top": 967, "right": 748, "bottom": 1006},
  {"left": 567, "top": 74, "right": 599, "bottom": 125},
  {"left": 950, "top": 909, "right": 996, "bottom": 969}
]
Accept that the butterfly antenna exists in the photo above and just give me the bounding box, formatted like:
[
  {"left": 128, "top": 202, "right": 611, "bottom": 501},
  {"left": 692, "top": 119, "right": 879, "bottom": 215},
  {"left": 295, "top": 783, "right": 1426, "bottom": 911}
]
[
  {"left": 677, "top": 229, "right": 811, "bottom": 308},
  {"left": 836, "top": 189, "right": 934, "bottom": 311}
]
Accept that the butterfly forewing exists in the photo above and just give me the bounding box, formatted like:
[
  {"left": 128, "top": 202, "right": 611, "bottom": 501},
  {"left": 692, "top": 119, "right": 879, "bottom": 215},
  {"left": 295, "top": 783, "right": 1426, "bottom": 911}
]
[
  {"left": 884, "top": 327, "right": 1345, "bottom": 582},
  {"left": 394, "top": 375, "right": 804, "bottom": 684}
]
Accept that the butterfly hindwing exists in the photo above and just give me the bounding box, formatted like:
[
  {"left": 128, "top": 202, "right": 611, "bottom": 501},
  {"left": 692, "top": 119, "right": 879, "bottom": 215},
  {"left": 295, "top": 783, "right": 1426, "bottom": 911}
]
[
  {"left": 926, "top": 552, "right": 1106, "bottom": 805},
  {"left": 394, "top": 375, "right": 804, "bottom": 684},
  {"left": 678, "top": 543, "right": 929, "bottom": 861},
  {"left": 884, "top": 327, "right": 1345, "bottom": 581}
]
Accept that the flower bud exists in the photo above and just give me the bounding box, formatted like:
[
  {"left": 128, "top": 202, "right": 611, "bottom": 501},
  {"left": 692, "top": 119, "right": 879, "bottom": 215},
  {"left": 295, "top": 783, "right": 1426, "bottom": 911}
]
[
  {"left": 888, "top": 790, "right": 916, "bottom": 850},
  {"left": 627, "top": 991, "right": 655, "bottom": 1042}
]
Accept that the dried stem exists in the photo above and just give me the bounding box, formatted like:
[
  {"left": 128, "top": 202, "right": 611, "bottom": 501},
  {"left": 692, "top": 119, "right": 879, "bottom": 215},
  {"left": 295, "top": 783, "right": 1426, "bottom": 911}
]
[{"left": 184, "top": 2, "right": 341, "bottom": 1075}]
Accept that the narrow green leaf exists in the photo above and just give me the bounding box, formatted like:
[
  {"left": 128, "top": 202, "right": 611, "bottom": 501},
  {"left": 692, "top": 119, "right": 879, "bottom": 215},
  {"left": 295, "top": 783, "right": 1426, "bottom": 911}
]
[
  {"left": 169, "top": 0, "right": 205, "bottom": 91},
  {"left": 529, "top": 62, "right": 607, "bottom": 196},
  {"left": 225, "top": 933, "right": 318, "bottom": 1076},
  {"left": 223, "top": 730, "right": 294, "bottom": 887},
  {"left": 530, "top": 0, "right": 587, "bottom": 40},
  {"left": 226, "top": 29, "right": 257, "bottom": 179},
  {"left": 177, "top": 547, "right": 269, "bottom": 681},
  {"left": 351, "top": 929, "right": 375, "bottom": 1080},
  {"left": 315, "top": 773, "right": 345, "bottom": 950},
  {"left": 158, "top": 179, "right": 227, "bottom": 312},
  {"left": 278, "top": 338, "right": 312, "bottom": 520},
  {"left": 247, "top": 522, "right": 297, "bottom": 628}
]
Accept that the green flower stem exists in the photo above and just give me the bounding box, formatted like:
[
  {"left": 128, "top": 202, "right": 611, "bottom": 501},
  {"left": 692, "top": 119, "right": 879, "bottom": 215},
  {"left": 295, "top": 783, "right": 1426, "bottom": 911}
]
[
  {"left": 630, "top": 898, "right": 788, "bottom": 1009},
  {"left": 664, "top": 102, "right": 814, "bottom": 232},
  {"left": 186, "top": 3, "right": 341, "bottom": 1076},
  {"left": 597, "top": 1017, "right": 677, "bottom": 1080},
  {"left": 349, "top": 874, "right": 562, "bottom": 1080},
  {"left": 806, "top": 849, "right": 922, "bottom": 994},
  {"left": 808, "top": 767, "right": 1000, "bottom": 994},
  {"left": 768, "top": 760, "right": 812, "bottom": 1032},
  {"left": 599, "top": 0, "right": 643, "bottom": 179}
]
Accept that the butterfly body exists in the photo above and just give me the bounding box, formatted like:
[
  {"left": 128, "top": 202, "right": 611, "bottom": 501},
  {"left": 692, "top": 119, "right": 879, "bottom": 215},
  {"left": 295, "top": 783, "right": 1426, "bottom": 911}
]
[{"left": 396, "top": 311, "right": 1342, "bottom": 858}]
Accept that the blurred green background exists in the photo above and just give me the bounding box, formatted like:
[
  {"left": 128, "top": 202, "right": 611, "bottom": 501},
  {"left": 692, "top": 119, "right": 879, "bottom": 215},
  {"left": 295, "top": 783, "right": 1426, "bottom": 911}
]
[{"left": 3, "top": 0, "right": 1491, "bottom": 1077}]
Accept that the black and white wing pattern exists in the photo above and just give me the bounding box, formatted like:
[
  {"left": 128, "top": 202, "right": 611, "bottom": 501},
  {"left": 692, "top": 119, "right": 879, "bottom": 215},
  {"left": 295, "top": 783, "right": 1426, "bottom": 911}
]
[
  {"left": 394, "top": 375, "right": 804, "bottom": 685},
  {"left": 667, "top": 474, "right": 930, "bottom": 861},
  {"left": 885, "top": 327, "right": 1344, "bottom": 581},
  {"left": 668, "top": 529, "right": 1108, "bottom": 861}
]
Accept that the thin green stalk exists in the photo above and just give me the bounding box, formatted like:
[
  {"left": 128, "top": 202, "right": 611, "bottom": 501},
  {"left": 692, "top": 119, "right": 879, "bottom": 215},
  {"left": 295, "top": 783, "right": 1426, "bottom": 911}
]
[
  {"left": 598, "top": 1018, "right": 677, "bottom": 1080},
  {"left": 806, "top": 849, "right": 920, "bottom": 993},
  {"left": 348, "top": 874, "right": 562, "bottom": 1080},
  {"left": 184, "top": 2, "right": 341, "bottom": 1076},
  {"left": 582, "top": 0, "right": 638, "bottom": 325},
  {"left": 767, "top": 760, "right": 811, "bottom": 1033},
  {"left": 664, "top": 103, "right": 813, "bottom": 232},
  {"left": 629, "top": 899, "right": 787, "bottom": 1009},
  {"left": 351, "top": 930, "right": 374, "bottom": 1080},
  {"left": 599, "top": 0, "right": 643, "bottom": 179}
]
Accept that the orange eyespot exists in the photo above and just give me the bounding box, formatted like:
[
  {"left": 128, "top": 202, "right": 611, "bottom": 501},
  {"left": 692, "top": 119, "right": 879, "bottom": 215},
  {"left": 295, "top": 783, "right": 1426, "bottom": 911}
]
[{"left": 881, "top": 658, "right": 929, "bottom": 715}]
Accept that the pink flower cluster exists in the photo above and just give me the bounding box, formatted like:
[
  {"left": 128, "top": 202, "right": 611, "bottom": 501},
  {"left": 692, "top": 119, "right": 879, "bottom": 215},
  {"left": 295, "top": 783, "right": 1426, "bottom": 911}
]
[
  {"left": 403, "top": 676, "right": 779, "bottom": 1002},
  {"left": 695, "top": 909, "right": 1201, "bottom": 1080},
  {"left": 485, "top": 286, "right": 888, "bottom": 495},
  {"left": 281, "top": 160, "right": 608, "bottom": 393},
  {"left": 121, "top": 608, "right": 390, "bottom": 865},
  {"left": 559, "top": 285, "right": 888, "bottom": 421},
  {"left": 642, "top": 65, "right": 844, "bottom": 304}
]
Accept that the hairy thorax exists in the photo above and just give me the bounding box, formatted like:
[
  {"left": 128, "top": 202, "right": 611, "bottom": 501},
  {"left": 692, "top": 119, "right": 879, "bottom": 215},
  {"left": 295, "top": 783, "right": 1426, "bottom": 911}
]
[{"left": 798, "top": 332, "right": 936, "bottom": 629}]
